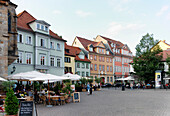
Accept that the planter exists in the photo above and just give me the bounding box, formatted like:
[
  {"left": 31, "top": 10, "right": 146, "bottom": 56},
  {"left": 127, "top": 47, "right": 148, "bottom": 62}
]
[
  {"left": 82, "top": 89, "right": 86, "bottom": 92},
  {"left": 96, "top": 88, "right": 101, "bottom": 91},
  {"left": 5, "top": 114, "right": 18, "bottom": 116}
]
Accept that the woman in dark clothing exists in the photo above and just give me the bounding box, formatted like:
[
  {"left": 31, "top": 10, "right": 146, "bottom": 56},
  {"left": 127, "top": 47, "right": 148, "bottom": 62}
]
[{"left": 90, "top": 84, "right": 92, "bottom": 95}]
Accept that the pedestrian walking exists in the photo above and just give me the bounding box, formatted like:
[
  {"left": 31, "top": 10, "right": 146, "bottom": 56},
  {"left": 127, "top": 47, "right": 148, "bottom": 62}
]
[
  {"left": 87, "top": 82, "right": 90, "bottom": 95},
  {"left": 138, "top": 83, "right": 140, "bottom": 89},
  {"left": 90, "top": 84, "right": 93, "bottom": 95},
  {"left": 142, "top": 83, "right": 145, "bottom": 90},
  {"left": 130, "top": 83, "right": 133, "bottom": 90},
  {"left": 122, "top": 83, "right": 125, "bottom": 91}
]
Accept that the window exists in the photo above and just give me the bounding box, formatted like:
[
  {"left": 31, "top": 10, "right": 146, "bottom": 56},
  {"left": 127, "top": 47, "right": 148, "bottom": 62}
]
[
  {"left": 107, "top": 66, "right": 109, "bottom": 72},
  {"left": 86, "top": 64, "right": 89, "bottom": 69},
  {"left": 107, "top": 58, "right": 109, "bottom": 62},
  {"left": 86, "top": 72, "right": 89, "bottom": 77},
  {"left": 8, "top": 11, "right": 11, "bottom": 32},
  {"left": 45, "top": 26, "right": 48, "bottom": 31},
  {"left": 110, "top": 66, "right": 112, "bottom": 72},
  {"left": 65, "top": 57, "right": 71, "bottom": 63},
  {"left": 41, "top": 25, "right": 44, "bottom": 30},
  {"left": 17, "top": 52, "right": 23, "bottom": 63},
  {"left": 90, "top": 55, "right": 93, "bottom": 60},
  {"left": 110, "top": 77, "right": 113, "bottom": 82},
  {"left": 26, "top": 36, "right": 32, "bottom": 45},
  {"left": 50, "top": 42, "right": 54, "bottom": 49},
  {"left": 77, "top": 63, "right": 80, "bottom": 68},
  {"left": 26, "top": 53, "right": 32, "bottom": 64},
  {"left": 99, "top": 48, "right": 101, "bottom": 53},
  {"left": 110, "top": 58, "right": 112, "bottom": 63},
  {"left": 37, "top": 24, "right": 40, "bottom": 29},
  {"left": 82, "top": 63, "right": 85, "bottom": 68},
  {"left": 77, "top": 71, "right": 80, "bottom": 75},
  {"left": 82, "top": 72, "right": 85, "bottom": 77},
  {"left": 57, "top": 58, "right": 61, "bottom": 67},
  {"left": 102, "top": 49, "right": 104, "bottom": 54},
  {"left": 57, "top": 43, "right": 60, "bottom": 50},
  {"left": 102, "top": 57, "right": 104, "bottom": 62},
  {"left": 40, "top": 55, "right": 45, "bottom": 65},
  {"left": 99, "top": 65, "right": 101, "bottom": 71},
  {"left": 102, "top": 65, "right": 105, "bottom": 71},
  {"left": 107, "top": 51, "right": 109, "bottom": 55},
  {"left": 94, "top": 55, "right": 97, "bottom": 60},
  {"left": 94, "top": 64, "right": 97, "bottom": 71},
  {"left": 50, "top": 57, "right": 55, "bottom": 66},
  {"left": 17, "top": 34, "right": 23, "bottom": 43},
  {"left": 90, "top": 64, "right": 93, "bottom": 70},
  {"left": 99, "top": 56, "right": 101, "bottom": 61},
  {"left": 40, "top": 39, "right": 45, "bottom": 47},
  {"left": 107, "top": 77, "right": 109, "bottom": 82},
  {"left": 90, "top": 47, "right": 93, "bottom": 51}
]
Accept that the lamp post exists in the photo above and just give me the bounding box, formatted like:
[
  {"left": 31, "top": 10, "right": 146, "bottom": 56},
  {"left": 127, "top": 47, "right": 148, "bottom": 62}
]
[{"left": 11, "top": 66, "right": 16, "bottom": 74}]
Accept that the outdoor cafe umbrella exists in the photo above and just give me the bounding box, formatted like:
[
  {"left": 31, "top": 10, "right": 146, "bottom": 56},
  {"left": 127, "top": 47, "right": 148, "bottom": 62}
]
[
  {"left": 0, "top": 77, "right": 7, "bottom": 81},
  {"left": 63, "top": 73, "right": 81, "bottom": 80},
  {"left": 7, "top": 71, "right": 46, "bottom": 80}
]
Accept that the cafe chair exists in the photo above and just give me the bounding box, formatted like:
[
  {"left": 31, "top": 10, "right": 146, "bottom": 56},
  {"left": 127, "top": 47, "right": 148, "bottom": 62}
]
[
  {"left": 51, "top": 97, "right": 60, "bottom": 105},
  {"left": 60, "top": 96, "right": 65, "bottom": 105}
]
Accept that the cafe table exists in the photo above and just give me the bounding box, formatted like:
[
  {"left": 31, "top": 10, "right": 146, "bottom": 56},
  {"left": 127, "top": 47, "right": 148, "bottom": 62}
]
[{"left": 17, "top": 97, "right": 27, "bottom": 101}]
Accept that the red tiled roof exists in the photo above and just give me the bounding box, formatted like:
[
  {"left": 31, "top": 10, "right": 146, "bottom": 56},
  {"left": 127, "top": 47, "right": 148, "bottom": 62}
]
[
  {"left": 65, "top": 43, "right": 91, "bottom": 62},
  {"left": 17, "top": 10, "right": 65, "bottom": 41},
  {"left": 76, "top": 36, "right": 97, "bottom": 50},
  {"left": 99, "top": 35, "right": 124, "bottom": 48},
  {"left": 75, "top": 56, "right": 91, "bottom": 62},
  {"left": 65, "top": 43, "right": 81, "bottom": 56}
]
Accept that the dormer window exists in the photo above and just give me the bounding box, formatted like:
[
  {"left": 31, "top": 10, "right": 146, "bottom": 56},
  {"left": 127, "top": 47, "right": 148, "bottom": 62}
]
[
  {"left": 107, "top": 51, "right": 109, "bottom": 55},
  {"left": 37, "top": 24, "right": 40, "bottom": 29},
  {"left": 45, "top": 26, "right": 48, "bottom": 31},
  {"left": 41, "top": 25, "right": 44, "bottom": 30},
  {"left": 90, "top": 47, "right": 93, "bottom": 52}
]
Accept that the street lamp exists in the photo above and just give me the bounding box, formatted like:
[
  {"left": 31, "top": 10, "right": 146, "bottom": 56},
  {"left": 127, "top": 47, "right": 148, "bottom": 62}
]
[{"left": 11, "top": 66, "right": 16, "bottom": 74}]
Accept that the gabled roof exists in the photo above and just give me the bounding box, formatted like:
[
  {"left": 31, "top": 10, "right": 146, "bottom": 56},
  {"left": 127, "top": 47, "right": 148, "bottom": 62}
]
[
  {"left": 76, "top": 36, "right": 97, "bottom": 51},
  {"left": 65, "top": 43, "right": 91, "bottom": 62},
  {"left": 99, "top": 35, "right": 124, "bottom": 48},
  {"left": 17, "top": 10, "right": 66, "bottom": 41}
]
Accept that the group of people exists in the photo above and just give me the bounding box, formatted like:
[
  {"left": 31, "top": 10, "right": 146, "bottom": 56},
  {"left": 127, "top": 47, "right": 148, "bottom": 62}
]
[{"left": 87, "top": 82, "right": 93, "bottom": 95}]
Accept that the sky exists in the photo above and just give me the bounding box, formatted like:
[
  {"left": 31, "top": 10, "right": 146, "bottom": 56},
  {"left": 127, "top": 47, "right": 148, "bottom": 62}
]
[{"left": 11, "top": 0, "right": 170, "bottom": 55}]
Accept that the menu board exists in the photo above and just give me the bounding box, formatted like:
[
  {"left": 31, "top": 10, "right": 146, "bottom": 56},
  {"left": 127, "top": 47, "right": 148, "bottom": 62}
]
[
  {"left": 19, "top": 101, "right": 33, "bottom": 116},
  {"left": 73, "top": 92, "right": 80, "bottom": 103}
]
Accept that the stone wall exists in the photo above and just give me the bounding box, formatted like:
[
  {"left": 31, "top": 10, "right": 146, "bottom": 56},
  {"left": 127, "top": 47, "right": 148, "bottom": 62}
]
[{"left": 0, "top": 0, "right": 17, "bottom": 77}]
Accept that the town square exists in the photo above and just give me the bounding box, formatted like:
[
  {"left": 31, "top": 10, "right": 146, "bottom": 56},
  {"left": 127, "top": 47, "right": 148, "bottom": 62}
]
[{"left": 0, "top": 0, "right": 170, "bottom": 116}]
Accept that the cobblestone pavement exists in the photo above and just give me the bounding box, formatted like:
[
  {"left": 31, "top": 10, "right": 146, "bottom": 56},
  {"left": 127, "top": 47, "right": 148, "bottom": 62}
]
[{"left": 36, "top": 88, "right": 170, "bottom": 116}]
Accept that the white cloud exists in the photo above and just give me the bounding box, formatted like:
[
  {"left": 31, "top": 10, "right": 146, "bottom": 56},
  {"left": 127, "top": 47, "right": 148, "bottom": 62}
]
[
  {"left": 156, "top": 5, "right": 169, "bottom": 16},
  {"left": 75, "top": 10, "right": 92, "bottom": 17},
  {"left": 106, "top": 22, "right": 146, "bottom": 37},
  {"left": 53, "top": 10, "right": 62, "bottom": 15}
]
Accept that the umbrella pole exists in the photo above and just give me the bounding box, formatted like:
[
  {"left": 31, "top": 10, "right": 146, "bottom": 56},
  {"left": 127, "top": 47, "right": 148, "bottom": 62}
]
[{"left": 47, "top": 79, "right": 52, "bottom": 107}]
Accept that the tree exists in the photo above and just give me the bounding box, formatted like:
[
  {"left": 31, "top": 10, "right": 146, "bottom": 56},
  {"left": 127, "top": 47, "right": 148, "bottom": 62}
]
[
  {"left": 166, "top": 56, "right": 170, "bottom": 76},
  {"left": 5, "top": 89, "right": 19, "bottom": 115},
  {"left": 132, "top": 33, "right": 163, "bottom": 82}
]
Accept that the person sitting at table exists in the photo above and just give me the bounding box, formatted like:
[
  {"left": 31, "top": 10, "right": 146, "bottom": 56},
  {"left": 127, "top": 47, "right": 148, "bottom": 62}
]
[
  {"left": 15, "top": 90, "right": 21, "bottom": 98},
  {"left": 55, "top": 90, "right": 61, "bottom": 96}
]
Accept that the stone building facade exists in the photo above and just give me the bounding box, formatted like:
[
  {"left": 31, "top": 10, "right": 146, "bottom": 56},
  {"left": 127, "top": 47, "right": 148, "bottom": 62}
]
[{"left": 0, "top": 0, "right": 18, "bottom": 77}]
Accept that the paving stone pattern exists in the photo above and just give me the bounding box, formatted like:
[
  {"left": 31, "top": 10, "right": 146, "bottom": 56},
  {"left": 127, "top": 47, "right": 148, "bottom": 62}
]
[{"left": 37, "top": 88, "right": 170, "bottom": 116}]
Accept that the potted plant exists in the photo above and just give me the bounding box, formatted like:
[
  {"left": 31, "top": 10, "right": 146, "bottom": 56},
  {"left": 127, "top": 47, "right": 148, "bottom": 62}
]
[
  {"left": 80, "top": 78, "right": 87, "bottom": 92},
  {"left": 95, "top": 78, "right": 102, "bottom": 90},
  {"left": 5, "top": 89, "right": 19, "bottom": 116}
]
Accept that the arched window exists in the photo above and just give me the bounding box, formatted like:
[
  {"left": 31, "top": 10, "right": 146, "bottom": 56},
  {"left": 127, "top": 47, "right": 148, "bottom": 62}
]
[{"left": 8, "top": 11, "right": 12, "bottom": 32}]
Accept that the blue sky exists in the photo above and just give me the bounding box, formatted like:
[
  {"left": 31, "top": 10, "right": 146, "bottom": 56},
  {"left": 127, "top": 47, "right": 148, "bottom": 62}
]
[{"left": 12, "top": 0, "right": 170, "bottom": 55}]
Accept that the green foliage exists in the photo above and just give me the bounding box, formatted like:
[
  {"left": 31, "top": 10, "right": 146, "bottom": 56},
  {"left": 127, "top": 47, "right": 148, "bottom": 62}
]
[
  {"left": 63, "top": 79, "right": 70, "bottom": 83},
  {"left": 87, "top": 79, "right": 93, "bottom": 83},
  {"left": 95, "top": 77, "right": 102, "bottom": 84},
  {"left": 166, "top": 56, "right": 170, "bottom": 76},
  {"left": 2, "top": 81, "right": 14, "bottom": 92},
  {"left": 54, "top": 83, "right": 61, "bottom": 93},
  {"left": 80, "top": 78, "right": 87, "bottom": 85},
  {"left": 5, "top": 89, "right": 19, "bottom": 115},
  {"left": 62, "top": 83, "right": 72, "bottom": 96},
  {"left": 135, "top": 33, "right": 159, "bottom": 57},
  {"left": 33, "top": 81, "right": 40, "bottom": 91},
  {"left": 132, "top": 33, "right": 163, "bottom": 82}
]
